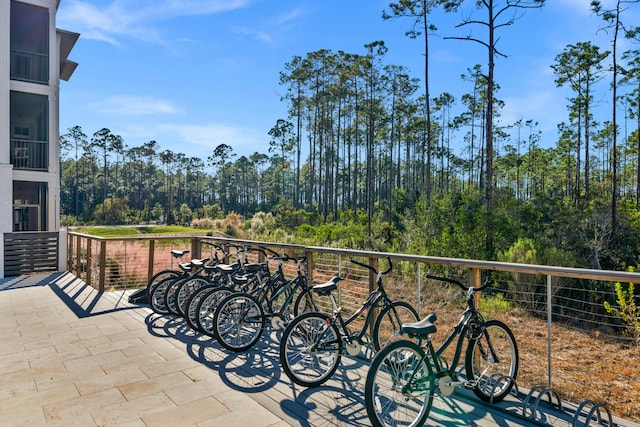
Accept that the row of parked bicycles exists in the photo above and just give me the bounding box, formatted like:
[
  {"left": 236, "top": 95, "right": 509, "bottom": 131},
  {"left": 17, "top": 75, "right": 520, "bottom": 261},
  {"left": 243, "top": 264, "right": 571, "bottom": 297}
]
[{"left": 145, "top": 243, "right": 519, "bottom": 427}]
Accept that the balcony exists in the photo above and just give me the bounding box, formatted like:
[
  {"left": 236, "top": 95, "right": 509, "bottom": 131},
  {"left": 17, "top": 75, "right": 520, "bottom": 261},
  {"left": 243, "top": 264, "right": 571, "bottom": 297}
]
[
  {"left": 10, "top": 139, "right": 49, "bottom": 170},
  {"left": 10, "top": 49, "right": 49, "bottom": 84},
  {"left": 10, "top": 0, "right": 49, "bottom": 84}
]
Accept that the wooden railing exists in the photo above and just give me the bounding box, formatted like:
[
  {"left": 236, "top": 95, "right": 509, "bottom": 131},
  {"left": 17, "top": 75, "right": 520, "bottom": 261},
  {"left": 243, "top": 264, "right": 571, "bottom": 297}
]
[{"left": 65, "top": 231, "right": 640, "bottom": 423}]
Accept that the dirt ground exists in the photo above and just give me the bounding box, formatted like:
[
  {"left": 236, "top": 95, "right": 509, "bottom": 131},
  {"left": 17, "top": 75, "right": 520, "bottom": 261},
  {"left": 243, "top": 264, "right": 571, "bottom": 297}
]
[{"left": 507, "top": 310, "right": 640, "bottom": 423}]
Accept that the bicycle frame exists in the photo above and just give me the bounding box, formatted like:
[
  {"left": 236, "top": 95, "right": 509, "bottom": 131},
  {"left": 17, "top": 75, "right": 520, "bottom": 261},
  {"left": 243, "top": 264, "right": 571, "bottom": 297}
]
[
  {"left": 429, "top": 307, "right": 478, "bottom": 379},
  {"left": 266, "top": 274, "right": 303, "bottom": 314},
  {"left": 326, "top": 282, "right": 393, "bottom": 345}
]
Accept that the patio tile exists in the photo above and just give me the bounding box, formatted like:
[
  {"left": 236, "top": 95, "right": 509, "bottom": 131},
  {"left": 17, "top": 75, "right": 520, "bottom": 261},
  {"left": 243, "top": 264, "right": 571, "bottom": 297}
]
[{"left": 141, "top": 396, "right": 229, "bottom": 426}]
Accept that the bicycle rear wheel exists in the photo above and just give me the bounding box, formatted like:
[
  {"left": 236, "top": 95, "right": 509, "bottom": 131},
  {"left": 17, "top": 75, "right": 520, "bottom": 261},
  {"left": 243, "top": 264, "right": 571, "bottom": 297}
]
[
  {"left": 293, "top": 288, "right": 317, "bottom": 316},
  {"left": 365, "top": 340, "right": 433, "bottom": 427},
  {"left": 465, "top": 319, "right": 519, "bottom": 402},
  {"left": 372, "top": 301, "right": 419, "bottom": 351},
  {"left": 279, "top": 312, "right": 341, "bottom": 387},
  {"left": 214, "top": 292, "right": 264, "bottom": 352}
]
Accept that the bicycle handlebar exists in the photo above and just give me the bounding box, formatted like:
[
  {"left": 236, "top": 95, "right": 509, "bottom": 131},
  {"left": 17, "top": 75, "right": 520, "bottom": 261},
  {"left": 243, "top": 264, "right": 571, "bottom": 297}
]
[
  {"left": 259, "top": 246, "right": 282, "bottom": 258},
  {"left": 425, "top": 274, "right": 491, "bottom": 293},
  {"left": 350, "top": 256, "right": 393, "bottom": 276}
]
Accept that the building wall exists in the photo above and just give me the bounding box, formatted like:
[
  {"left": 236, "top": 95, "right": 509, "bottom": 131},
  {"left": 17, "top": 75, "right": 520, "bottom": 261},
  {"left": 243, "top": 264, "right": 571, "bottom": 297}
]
[{"left": 1, "top": 0, "right": 68, "bottom": 277}]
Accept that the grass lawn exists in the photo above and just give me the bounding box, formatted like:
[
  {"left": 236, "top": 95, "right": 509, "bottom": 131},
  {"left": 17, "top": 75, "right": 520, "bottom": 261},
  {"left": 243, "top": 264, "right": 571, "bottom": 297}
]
[{"left": 70, "top": 225, "right": 207, "bottom": 238}]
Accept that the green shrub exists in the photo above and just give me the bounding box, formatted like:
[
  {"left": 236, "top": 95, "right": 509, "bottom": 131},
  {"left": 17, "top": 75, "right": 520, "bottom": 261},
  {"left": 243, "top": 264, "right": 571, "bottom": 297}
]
[{"left": 604, "top": 278, "right": 640, "bottom": 345}]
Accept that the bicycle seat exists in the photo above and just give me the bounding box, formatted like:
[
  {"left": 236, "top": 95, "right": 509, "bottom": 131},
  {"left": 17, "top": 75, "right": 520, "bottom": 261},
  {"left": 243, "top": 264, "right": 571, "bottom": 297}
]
[
  {"left": 402, "top": 313, "right": 438, "bottom": 338},
  {"left": 203, "top": 264, "right": 217, "bottom": 273},
  {"left": 214, "top": 264, "right": 236, "bottom": 273},
  {"left": 191, "top": 259, "right": 204, "bottom": 267},
  {"left": 312, "top": 277, "right": 342, "bottom": 296},
  {"left": 244, "top": 262, "right": 268, "bottom": 273},
  {"left": 179, "top": 262, "right": 192, "bottom": 272},
  {"left": 171, "top": 250, "right": 190, "bottom": 258},
  {"left": 232, "top": 274, "right": 250, "bottom": 285}
]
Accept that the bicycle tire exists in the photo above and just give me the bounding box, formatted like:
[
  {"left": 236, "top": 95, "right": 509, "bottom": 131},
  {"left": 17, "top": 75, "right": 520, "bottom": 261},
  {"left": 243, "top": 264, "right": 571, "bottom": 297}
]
[
  {"left": 185, "top": 284, "right": 216, "bottom": 332},
  {"left": 213, "top": 292, "right": 264, "bottom": 352},
  {"left": 196, "top": 287, "right": 234, "bottom": 337},
  {"left": 373, "top": 301, "right": 419, "bottom": 352},
  {"left": 149, "top": 277, "right": 173, "bottom": 315},
  {"left": 293, "top": 288, "right": 317, "bottom": 316},
  {"left": 177, "top": 277, "right": 209, "bottom": 318},
  {"left": 146, "top": 269, "right": 180, "bottom": 304},
  {"left": 365, "top": 340, "right": 434, "bottom": 427},
  {"left": 164, "top": 278, "right": 187, "bottom": 316},
  {"left": 279, "top": 312, "right": 342, "bottom": 387},
  {"left": 465, "top": 319, "right": 519, "bottom": 402}
]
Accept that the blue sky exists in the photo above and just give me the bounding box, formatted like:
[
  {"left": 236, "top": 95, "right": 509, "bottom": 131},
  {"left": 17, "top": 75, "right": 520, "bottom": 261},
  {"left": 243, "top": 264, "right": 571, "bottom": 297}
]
[{"left": 57, "top": 0, "right": 639, "bottom": 161}]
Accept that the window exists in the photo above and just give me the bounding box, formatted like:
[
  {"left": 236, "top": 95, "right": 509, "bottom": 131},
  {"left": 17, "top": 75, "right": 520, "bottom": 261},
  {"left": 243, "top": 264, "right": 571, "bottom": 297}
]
[{"left": 13, "top": 126, "right": 30, "bottom": 140}]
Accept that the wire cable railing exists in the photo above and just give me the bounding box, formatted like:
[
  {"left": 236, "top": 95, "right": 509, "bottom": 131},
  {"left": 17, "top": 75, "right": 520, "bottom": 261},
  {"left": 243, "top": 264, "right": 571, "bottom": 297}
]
[{"left": 66, "top": 231, "right": 640, "bottom": 424}]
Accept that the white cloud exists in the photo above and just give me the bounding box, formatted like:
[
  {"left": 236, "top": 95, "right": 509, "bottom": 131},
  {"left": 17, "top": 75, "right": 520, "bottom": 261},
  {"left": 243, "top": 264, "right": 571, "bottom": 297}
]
[
  {"left": 232, "top": 26, "right": 275, "bottom": 45},
  {"left": 58, "top": 0, "right": 254, "bottom": 45},
  {"left": 116, "top": 121, "right": 267, "bottom": 159},
  {"left": 158, "top": 122, "right": 265, "bottom": 153},
  {"left": 274, "top": 6, "right": 307, "bottom": 25},
  {"left": 90, "top": 95, "right": 180, "bottom": 116}
]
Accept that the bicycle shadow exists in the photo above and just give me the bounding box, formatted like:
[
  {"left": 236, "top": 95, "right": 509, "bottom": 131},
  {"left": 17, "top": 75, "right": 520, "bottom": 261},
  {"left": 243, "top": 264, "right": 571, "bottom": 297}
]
[
  {"left": 277, "top": 351, "right": 374, "bottom": 427},
  {"left": 145, "top": 312, "right": 284, "bottom": 393},
  {"left": 143, "top": 312, "right": 529, "bottom": 427}
]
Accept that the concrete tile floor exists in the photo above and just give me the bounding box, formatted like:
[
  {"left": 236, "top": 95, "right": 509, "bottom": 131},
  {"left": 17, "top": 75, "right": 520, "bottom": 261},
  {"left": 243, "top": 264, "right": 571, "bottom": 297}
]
[{"left": 1, "top": 272, "right": 637, "bottom": 427}]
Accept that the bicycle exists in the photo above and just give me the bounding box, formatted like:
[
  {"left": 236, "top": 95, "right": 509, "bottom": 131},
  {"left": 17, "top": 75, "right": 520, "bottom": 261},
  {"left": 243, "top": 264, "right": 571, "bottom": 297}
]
[
  {"left": 194, "top": 247, "right": 273, "bottom": 337},
  {"left": 279, "top": 256, "right": 419, "bottom": 387},
  {"left": 148, "top": 242, "right": 226, "bottom": 315},
  {"left": 364, "top": 274, "right": 519, "bottom": 427},
  {"left": 149, "top": 255, "right": 207, "bottom": 315},
  {"left": 145, "top": 249, "right": 190, "bottom": 305},
  {"left": 212, "top": 254, "right": 317, "bottom": 352}
]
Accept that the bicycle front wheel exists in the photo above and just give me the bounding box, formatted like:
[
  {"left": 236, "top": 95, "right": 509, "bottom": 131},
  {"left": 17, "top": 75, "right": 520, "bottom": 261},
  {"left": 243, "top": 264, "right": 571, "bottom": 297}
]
[
  {"left": 177, "top": 277, "right": 209, "bottom": 318},
  {"left": 373, "top": 301, "right": 419, "bottom": 352},
  {"left": 149, "top": 277, "right": 173, "bottom": 315},
  {"left": 164, "top": 278, "right": 187, "bottom": 316},
  {"left": 365, "top": 340, "right": 434, "bottom": 427},
  {"left": 465, "top": 319, "right": 519, "bottom": 402},
  {"left": 196, "top": 287, "right": 233, "bottom": 337},
  {"left": 185, "top": 284, "right": 216, "bottom": 332},
  {"left": 214, "top": 292, "right": 264, "bottom": 352},
  {"left": 279, "top": 312, "right": 342, "bottom": 387},
  {"left": 146, "top": 269, "right": 180, "bottom": 303}
]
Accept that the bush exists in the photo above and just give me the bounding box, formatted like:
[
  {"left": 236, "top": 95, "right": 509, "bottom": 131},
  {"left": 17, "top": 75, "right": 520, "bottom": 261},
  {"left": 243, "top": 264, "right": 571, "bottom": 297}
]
[{"left": 604, "top": 278, "right": 640, "bottom": 345}]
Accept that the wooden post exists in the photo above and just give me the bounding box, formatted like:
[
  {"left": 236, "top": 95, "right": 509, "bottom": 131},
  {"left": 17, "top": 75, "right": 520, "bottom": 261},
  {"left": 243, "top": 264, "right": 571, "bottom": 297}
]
[
  {"left": 191, "top": 237, "right": 201, "bottom": 260},
  {"left": 305, "top": 250, "right": 314, "bottom": 282},
  {"left": 148, "top": 239, "right": 155, "bottom": 284},
  {"left": 469, "top": 268, "right": 482, "bottom": 310},
  {"left": 99, "top": 240, "right": 106, "bottom": 292},
  {"left": 75, "top": 235, "right": 82, "bottom": 277},
  {"left": 86, "top": 242, "right": 92, "bottom": 285}
]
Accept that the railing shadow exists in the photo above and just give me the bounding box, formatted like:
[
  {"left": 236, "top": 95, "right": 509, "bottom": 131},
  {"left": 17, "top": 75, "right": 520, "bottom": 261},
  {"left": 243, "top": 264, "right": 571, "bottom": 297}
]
[
  {"left": 47, "top": 271, "right": 143, "bottom": 318},
  {"left": 0, "top": 271, "right": 65, "bottom": 291}
]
